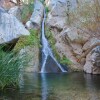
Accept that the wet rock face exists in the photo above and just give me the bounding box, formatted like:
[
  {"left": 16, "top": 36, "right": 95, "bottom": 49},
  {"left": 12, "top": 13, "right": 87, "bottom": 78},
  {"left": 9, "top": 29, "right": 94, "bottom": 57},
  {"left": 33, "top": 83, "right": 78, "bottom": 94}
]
[
  {"left": 0, "top": 7, "right": 30, "bottom": 44},
  {"left": 26, "top": 0, "right": 44, "bottom": 29},
  {"left": 45, "top": 55, "right": 61, "bottom": 73}
]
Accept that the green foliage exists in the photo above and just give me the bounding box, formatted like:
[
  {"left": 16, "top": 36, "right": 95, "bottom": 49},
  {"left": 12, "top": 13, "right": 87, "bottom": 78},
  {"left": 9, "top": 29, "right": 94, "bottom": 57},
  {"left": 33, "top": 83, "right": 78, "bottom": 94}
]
[
  {"left": 0, "top": 46, "right": 28, "bottom": 89},
  {"left": 14, "top": 29, "right": 40, "bottom": 51},
  {"left": 45, "top": 6, "right": 49, "bottom": 14},
  {"left": 21, "top": 3, "right": 33, "bottom": 24},
  {"left": 45, "top": 28, "right": 72, "bottom": 65},
  {"left": 40, "top": 0, "right": 44, "bottom": 3},
  {"left": 60, "top": 56, "right": 72, "bottom": 65}
]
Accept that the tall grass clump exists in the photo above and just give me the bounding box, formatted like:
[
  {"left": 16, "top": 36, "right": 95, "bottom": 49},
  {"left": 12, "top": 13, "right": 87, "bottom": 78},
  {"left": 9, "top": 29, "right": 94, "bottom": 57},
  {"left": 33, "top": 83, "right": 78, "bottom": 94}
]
[
  {"left": 14, "top": 29, "right": 40, "bottom": 51},
  {"left": 0, "top": 46, "right": 28, "bottom": 90}
]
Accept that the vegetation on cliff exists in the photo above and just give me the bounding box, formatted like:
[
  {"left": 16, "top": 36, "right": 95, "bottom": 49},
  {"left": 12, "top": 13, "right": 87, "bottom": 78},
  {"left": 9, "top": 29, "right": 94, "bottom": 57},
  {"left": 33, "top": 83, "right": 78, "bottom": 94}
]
[
  {"left": 0, "top": 46, "right": 28, "bottom": 89},
  {"left": 14, "top": 29, "right": 40, "bottom": 51},
  {"left": 45, "top": 27, "right": 72, "bottom": 66}
]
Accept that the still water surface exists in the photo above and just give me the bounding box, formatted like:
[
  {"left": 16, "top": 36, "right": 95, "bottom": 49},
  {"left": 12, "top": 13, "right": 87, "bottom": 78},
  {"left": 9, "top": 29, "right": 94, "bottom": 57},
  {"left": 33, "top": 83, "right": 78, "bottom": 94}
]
[{"left": 0, "top": 72, "right": 100, "bottom": 100}]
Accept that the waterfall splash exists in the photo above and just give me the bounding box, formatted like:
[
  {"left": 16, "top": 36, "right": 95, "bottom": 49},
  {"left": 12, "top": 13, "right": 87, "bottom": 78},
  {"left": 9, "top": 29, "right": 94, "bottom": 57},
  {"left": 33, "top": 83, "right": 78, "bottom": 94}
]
[{"left": 40, "top": 9, "right": 67, "bottom": 73}]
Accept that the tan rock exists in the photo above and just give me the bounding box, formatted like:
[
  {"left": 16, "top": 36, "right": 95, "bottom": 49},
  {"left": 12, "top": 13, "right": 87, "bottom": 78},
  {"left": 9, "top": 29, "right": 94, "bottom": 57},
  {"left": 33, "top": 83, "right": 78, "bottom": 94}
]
[
  {"left": 77, "top": 28, "right": 90, "bottom": 44},
  {"left": 70, "top": 43, "right": 83, "bottom": 55},
  {"left": 55, "top": 42, "right": 82, "bottom": 71},
  {"left": 47, "top": 15, "right": 67, "bottom": 29},
  {"left": 46, "top": 0, "right": 68, "bottom": 29},
  {"left": 83, "top": 38, "right": 100, "bottom": 51},
  {"left": 20, "top": 46, "right": 39, "bottom": 72},
  {"left": 30, "top": 0, "right": 44, "bottom": 29},
  {"left": 84, "top": 53, "right": 93, "bottom": 74},
  {"left": 84, "top": 46, "right": 100, "bottom": 74},
  {"left": 0, "top": 0, "right": 16, "bottom": 10},
  {"left": 61, "top": 27, "right": 79, "bottom": 42}
]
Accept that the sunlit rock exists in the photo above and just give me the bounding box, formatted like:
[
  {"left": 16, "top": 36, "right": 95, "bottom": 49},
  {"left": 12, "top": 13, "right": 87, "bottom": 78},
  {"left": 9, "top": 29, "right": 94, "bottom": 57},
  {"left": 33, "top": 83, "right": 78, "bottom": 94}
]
[
  {"left": 0, "top": 7, "right": 30, "bottom": 44},
  {"left": 29, "top": 0, "right": 44, "bottom": 29},
  {"left": 8, "top": 6, "right": 22, "bottom": 21}
]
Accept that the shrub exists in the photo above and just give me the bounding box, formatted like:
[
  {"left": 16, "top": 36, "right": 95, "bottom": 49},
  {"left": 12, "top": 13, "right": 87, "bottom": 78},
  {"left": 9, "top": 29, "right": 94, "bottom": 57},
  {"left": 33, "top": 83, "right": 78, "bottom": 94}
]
[
  {"left": 21, "top": 3, "right": 33, "bottom": 24},
  {"left": 60, "top": 56, "right": 72, "bottom": 65},
  {"left": 0, "top": 46, "right": 28, "bottom": 89},
  {"left": 14, "top": 29, "right": 40, "bottom": 51}
]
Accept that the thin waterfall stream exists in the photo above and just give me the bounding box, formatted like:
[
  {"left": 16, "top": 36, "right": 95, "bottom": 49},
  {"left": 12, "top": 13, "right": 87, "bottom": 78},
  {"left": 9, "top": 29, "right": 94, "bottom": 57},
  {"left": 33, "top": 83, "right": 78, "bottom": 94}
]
[{"left": 40, "top": 9, "right": 67, "bottom": 73}]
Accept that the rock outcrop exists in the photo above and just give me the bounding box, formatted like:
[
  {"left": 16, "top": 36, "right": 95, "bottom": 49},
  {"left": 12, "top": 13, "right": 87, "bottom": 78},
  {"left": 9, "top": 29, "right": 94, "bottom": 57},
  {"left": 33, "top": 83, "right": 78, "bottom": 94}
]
[
  {"left": 46, "top": 0, "right": 67, "bottom": 30},
  {"left": 0, "top": 0, "right": 16, "bottom": 10},
  {"left": 8, "top": 6, "right": 21, "bottom": 21},
  {"left": 20, "top": 46, "right": 39, "bottom": 72},
  {"left": 84, "top": 46, "right": 100, "bottom": 74},
  {"left": 45, "top": 0, "right": 100, "bottom": 74},
  {"left": 0, "top": 7, "right": 30, "bottom": 44},
  {"left": 26, "top": 0, "right": 44, "bottom": 29}
]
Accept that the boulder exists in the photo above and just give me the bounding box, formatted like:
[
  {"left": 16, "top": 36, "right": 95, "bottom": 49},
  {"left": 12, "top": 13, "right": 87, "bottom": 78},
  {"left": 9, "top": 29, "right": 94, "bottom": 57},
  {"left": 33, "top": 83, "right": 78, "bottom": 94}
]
[
  {"left": 91, "top": 46, "right": 100, "bottom": 67},
  {"left": 46, "top": 0, "right": 67, "bottom": 30},
  {"left": 77, "top": 28, "right": 90, "bottom": 44},
  {"left": 8, "top": 6, "right": 21, "bottom": 21},
  {"left": 0, "top": 0, "right": 16, "bottom": 10},
  {"left": 20, "top": 46, "right": 39, "bottom": 72},
  {"left": 83, "top": 38, "right": 100, "bottom": 51},
  {"left": 25, "top": 21, "right": 34, "bottom": 29},
  {"left": 47, "top": 15, "right": 67, "bottom": 30},
  {"left": 0, "top": 7, "right": 30, "bottom": 44},
  {"left": 46, "top": 0, "right": 78, "bottom": 29},
  {"left": 11, "top": 0, "right": 17, "bottom": 4},
  {"left": 84, "top": 46, "right": 100, "bottom": 74},
  {"left": 45, "top": 0, "right": 58, "bottom": 10},
  {"left": 70, "top": 43, "right": 83, "bottom": 55},
  {"left": 45, "top": 0, "right": 78, "bottom": 10},
  {"left": 27, "top": 0, "right": 44, "bottom": 29},
  {"left": 55, "top": 42, "right": 82, "bottom": 71},
  {"left": 61, "top": 27, "right": 91, "bottom": 44},
  {"left": 62, "top": 27, "right": 79, "bottom": 42},
  {"left": 84, "top": 53, "right": 94, "bottom": 74}
]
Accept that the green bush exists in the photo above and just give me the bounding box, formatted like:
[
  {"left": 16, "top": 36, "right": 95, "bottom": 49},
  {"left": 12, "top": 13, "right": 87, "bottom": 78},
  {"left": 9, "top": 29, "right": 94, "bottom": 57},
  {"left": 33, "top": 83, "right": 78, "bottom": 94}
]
[
  {"left": 14, "top": 29, "right": 40, "bottom": 51},
  {"left": 0, "top": 46, "right": 28, "bottom": 89},
  {"left": 60, "top": 56, "right": 72, "bottom": 65},
  {"left": 45, "top": 6, "right": 49, "bottom": 14},
  {"left": 21, "top": 3, "right": 33, "bottom": 24}
]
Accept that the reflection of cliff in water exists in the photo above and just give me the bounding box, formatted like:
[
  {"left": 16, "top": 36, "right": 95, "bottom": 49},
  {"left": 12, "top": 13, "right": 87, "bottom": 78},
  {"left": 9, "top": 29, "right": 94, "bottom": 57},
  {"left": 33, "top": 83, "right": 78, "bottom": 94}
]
[{"left": 0, "top": 73, "right": 100, "bottom": 100}]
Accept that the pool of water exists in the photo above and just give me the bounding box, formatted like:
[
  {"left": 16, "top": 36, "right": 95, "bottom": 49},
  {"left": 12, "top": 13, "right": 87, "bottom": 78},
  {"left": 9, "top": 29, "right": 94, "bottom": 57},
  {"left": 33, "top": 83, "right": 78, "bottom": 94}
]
[{"left": 0, "top": 72, "right": 100, "bottom": 100}]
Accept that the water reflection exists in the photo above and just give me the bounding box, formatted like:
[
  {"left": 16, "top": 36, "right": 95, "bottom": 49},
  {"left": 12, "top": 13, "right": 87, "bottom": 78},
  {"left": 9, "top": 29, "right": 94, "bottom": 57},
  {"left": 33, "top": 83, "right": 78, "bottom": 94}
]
[
  {"left": 41, "top": 74, "right": 48, "bottom": 100},
  {"left": 0, "top": 73, "right": 100, "bottom": 100},
  {"left": 84, "top": 74, "right": 99, "bottom": 100}
]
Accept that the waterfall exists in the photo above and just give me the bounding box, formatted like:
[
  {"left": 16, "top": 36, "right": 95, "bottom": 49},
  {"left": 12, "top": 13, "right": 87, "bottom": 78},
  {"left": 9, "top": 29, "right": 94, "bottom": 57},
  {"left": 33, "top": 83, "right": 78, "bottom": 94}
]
[{"left": 40, "top": 9, "right": 67, "bottom": 73}]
